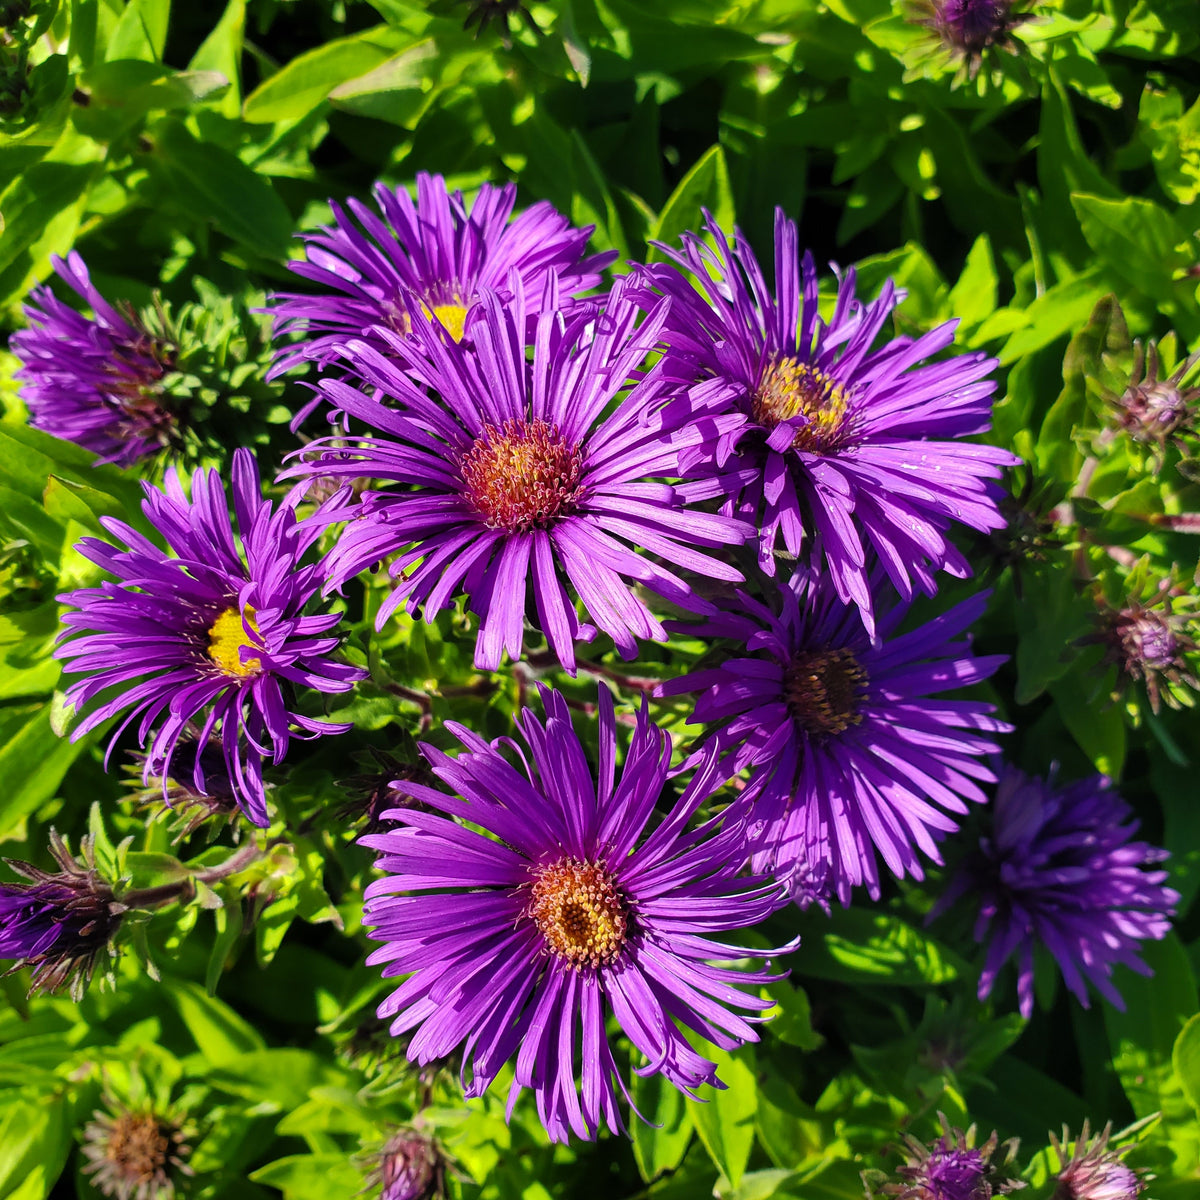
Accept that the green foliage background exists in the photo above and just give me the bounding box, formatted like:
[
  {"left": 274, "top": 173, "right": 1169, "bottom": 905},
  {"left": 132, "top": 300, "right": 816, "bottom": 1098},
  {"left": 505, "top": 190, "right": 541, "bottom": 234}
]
[{"left": 1, "top": 0, "right": 1200, "bottom": 1197}]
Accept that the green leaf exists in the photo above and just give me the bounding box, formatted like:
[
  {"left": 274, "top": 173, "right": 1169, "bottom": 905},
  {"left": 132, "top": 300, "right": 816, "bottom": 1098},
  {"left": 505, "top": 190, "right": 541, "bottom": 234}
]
[
  {"left": 795, "top": 907, "right": 965, "bottom": 986},
  {"left": 1105, "top": 933, "right": 1198, "bottom": 1124},
  {"left": 153, "top": 119, "right": 293, "bottom": 258},
  {"left": 946, "top": 235, "right": 998, "bottom": 331},
  {"left": 685, "top": 1039, "right": 758, "bottom": 1189},
  {"left": 42, "top": 475, "right": 126, "bottom": 533},
  {"left": 1014, "top": 560, "right": 1091, "bottom": 704},
  {"left": 250, "top": 1154, "right": 365, "bottom": 1200},
  {"left": 0, "top": 707, "right": 90, "bottom": 839},
  {"left": 647, "top": 144, "right": 735, "bottom": 263},
  {"left": 762, "top": 981, "right": 824, "bottom": 1051},
  {"left": 1172, "top": 1013, "right": 1200, "bottom": 1116},
  {"left": 631, "top": 1069, "right": 693, "bottom": 1182},
  {"left": 241, "top": 26, "right": 410, "bottom": 124},
  {"left": 188, "top": 0, "right": 245, "bottom": 117},
  {"left": 207, "top": 1048, "right": 349, "bottom": 1110},
  {"left": 1047, "top": 673, "right": 1126, "bottom": 778},
  {"left": 1071, "top": 192, "right": 1187, "bottom": 303},
  {"left": 166, "top": 978, "right": 266, "bottom": 1066},
  {"left": 0, "top": 1094, "right": 71, "bottom": 1200},
  {"left": 106, "top": 0, "right": 171, "bottom": 62}
]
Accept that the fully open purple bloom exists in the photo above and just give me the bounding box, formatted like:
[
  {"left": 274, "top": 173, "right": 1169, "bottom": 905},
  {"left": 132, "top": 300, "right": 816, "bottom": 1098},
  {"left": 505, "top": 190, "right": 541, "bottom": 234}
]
[
  {"left": 11, "top": 252, "right": 176, "bottom": 466},
  {"left": 270, "top": 171, "right": 615, "bottom": 377},
  {"left": 639, "top": 210, "right": 1016, "bottom": 635},
  {"left": 55, "top": 449, "right": 365, "bottom": 827},
  {"left": 362, "top": 685, "right": 791, "bottom": 1143},
  {"left": 659, "top": 569, "right": 1009, "bottom": 904},
  {"left": 287, "top": 278, "right": 750, "bottom": 672},
  {"left": 932, "top": 766, "right": 1178, "bottom": 1019}
]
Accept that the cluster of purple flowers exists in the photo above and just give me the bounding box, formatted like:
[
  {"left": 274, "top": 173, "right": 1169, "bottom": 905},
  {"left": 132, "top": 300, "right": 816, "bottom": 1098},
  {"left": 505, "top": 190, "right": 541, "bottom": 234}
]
[{"left": 5, "top": 173, "right": 1178, "bottom": 1147}]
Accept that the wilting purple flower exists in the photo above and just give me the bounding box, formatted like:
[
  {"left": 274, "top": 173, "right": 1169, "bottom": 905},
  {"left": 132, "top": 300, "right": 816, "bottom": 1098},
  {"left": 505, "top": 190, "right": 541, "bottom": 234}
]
[
  {"left": 362, "top": 685, "right": 791, "bottom": 1143},
  {"left": 932, "top": 767, "right": 1178, "bottom": 1019},
  {"left": 11, "top": 252, "right": 177, "bottom": 465},
  {"left": 55, "top": 449, "right": 365, "bottom": 827},
  {"left": 659, "top": 569, "right": 1009, "bottom": 904},
  {"left": 1050, "top": 1122, "right": 1147, "bottom": 1200},
  {"left": 82, "top": 1098, "right": 193, "bottom": 1200},
  {"left": 639, "top": 210, "right": 1015, "bottom": 635},
  {"left": 287, "top": 278, "right": 749, "bottom": 673},
  {"left": 865, "top": 1113, "right": 1024, "bottom": 1200},
  {"left": 270, "top": 171, "right": 614, "bottom": 377}
]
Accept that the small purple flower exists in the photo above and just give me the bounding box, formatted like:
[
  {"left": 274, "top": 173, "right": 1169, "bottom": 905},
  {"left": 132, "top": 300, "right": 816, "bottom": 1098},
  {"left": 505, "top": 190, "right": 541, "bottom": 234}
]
[
  {"left": 909, "top": 0, "right": 1030, "bottom": 78},
  {"left": 363, "top": 1128, "right": 443, "bottom": 1200},
  {"left": 287, "top": 279, "right": 749, "bottom": 673},
  {"left": 639, "top": 210, "right": 1016, "bottom": 635},
  {"left": 1050, "top": 1122, "right": 1147, "bottom": 1200},
  {"left": 362, "top": 685, "right": 791, "bottom": 1143},
  {"left": 0, "top": 831, "right": 123, "bottom": 999},
  {"left": 55, "top": 449, "right": 365, "bottom": 827},
  {"left": 11, "top": 252, "right": 177, "bottom": 466},
  {"left": 270, "top": 171, "right": 614, "bottom": 377},
  {"left": 932, "top": 767, "right": 1178, "bottom": 1019},
  {"left": 865, "top": 1113, "right": 1025, "bottom": 1200},
  {"left": 659, "top": 569, "right": 1009, "bottom": 904}
]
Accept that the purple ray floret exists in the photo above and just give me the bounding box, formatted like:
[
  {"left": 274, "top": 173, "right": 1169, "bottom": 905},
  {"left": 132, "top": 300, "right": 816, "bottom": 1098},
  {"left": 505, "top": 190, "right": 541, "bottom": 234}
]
[
  {"left": 270, "top": 171, "right": 615, "bottom": 375},
  {"left": 362, "top": 685, "right": 792, "bottom": 1143},
  {"left": 55, "top": 449, "right": 365, "bottom": 826},
  {"left": 286, "top": 278, "right": 751, "bottom": 672},
  {"left": 932, "top": 765, "right": 1178, "bottom": 1019},
  {"left": 659, "top": 569, "right": 1010, "bottom": 904},
  {"left": 639, "top": 209, "right": 1017, "bottom": 635},
  {"left": 11, "top": 252, "right": 176, "bottom": 466}
]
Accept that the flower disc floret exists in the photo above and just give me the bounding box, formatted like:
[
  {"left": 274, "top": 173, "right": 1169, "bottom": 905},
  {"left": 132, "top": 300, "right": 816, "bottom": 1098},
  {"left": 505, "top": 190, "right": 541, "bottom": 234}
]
[
  {"left": 287, "top": 278, "right": 751, "bottom": 672},
  {"left": 460, "top": 419, "right": 585, "bottom": 532},
  {"left": 660, "top": 568, "right": 1009, "bottom": 904},
  {"left": 361, "top": 685, "right": 792, "bottom": 1142},
  {"left": 54, "top": 449, "right": 365, "bottom": 827},
  {"left": 639, "top": 209, "right": 1016, "bottom": 635}
]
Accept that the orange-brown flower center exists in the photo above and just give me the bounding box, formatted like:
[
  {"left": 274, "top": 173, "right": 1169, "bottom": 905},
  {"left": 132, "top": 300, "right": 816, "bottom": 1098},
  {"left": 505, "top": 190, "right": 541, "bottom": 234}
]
[
  {"left": 752, "top": 356, "right": 850, "bottom": 452},
  {"left": 784, "top": 647, "right": 866, "bottom": 736},
  {"left": 459, "top": 418, "right": 585, "bottom": 533},
  {"left": 527, "top": 857, "right": 627, "bottom": 968},
  {"left": 207, "top": 606, "right": 261, "bottom": 677},
  {"left": 105, "top": 1111, "right": 171, "bottom": 1182}
]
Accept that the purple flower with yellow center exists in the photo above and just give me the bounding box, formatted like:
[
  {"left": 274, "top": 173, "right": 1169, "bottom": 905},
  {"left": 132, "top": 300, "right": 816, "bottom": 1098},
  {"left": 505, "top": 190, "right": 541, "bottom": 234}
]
[
  {"left": 931, "top": 766, "right": 1178, "bottom": 1019},
  {"left": 288, "top": 279, "right": 749, "bottom": 673},
  {"left": 362, "top": 685, "right": 791, "bottom": 1143},
  {"left": 270, "top": 171, "right": 614, "bottom": 377},
  {"left": 639, "top": 210, "right": 1015, "bottom": 636},
  {"left": 11, "top": 252, "right": 177, "bottom": 466},
  {"left": 55, "top": 448, "right": 365, "bottom": 827},
  {"left": 659, "top": 569, "right": 1009, "bottom": 904}
]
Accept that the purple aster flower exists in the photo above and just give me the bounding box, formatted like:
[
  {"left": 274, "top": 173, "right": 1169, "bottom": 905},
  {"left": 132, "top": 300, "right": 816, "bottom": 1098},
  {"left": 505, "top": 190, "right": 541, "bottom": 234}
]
[
  {"left": 639, "top": 210, "right": 1016, "bottom": 636},
  {"left": 362, "top": 685, "right": 792, "bottom": 1143},
  {"left": 0, "top": 831, "right": 123, "bottom": 999},
  {"left": 865, "top": 1113, "right": 1025, "bottom": 1200},
  {"left": 55, "top": 448, "right": 365, "bottom": 828},
  {"left": 909, "top": 0, "right": 1031, "bottom": 78},
  {"left": 1050, "top": 1122, "right": 1147, "bottom": 1200},
  {"left": 269, "top": 171, "right": 615, "bottom": 378},
  {"left": 659, "top": 568, "right": 1009, "bottom": 904},
  {"left": 11, "top": 252, "right": 177, "bottom": 466},
  {"left": 287, "top": 278, "right": 750, "bottom": 673},
  {"left": 932, "top": 766, "right": 1178, "bottom": 1019}
]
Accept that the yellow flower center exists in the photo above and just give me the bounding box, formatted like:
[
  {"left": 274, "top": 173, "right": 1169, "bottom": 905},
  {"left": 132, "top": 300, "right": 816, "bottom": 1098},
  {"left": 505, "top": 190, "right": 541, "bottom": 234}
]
[
  {"left": 783, "top": 647, "right": 866, "bottom": 737},
  {"left": 752, "top": 355, "right": 851, "bottom": 453},
  {"left": 421, "top": 301, "right": 470, "bottom": 342},
  {"left": 527, "top": 857, "right": 628, "bottom": 968},
  {"left": 207, "top": 606, "right": 262, "bottom": 677}
]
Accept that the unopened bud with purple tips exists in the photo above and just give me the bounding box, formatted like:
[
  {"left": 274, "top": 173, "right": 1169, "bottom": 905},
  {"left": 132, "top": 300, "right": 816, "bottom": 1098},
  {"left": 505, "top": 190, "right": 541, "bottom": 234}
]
[
  {"left": 363, "top": 1128, "right": 444, "bottom": 1200},
  {"left": 1050, "top": 1122, "right": 1148, "bottom": 1200},
  {"left": 0, "top": 831, "right": 125, "bottom": 999}
]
